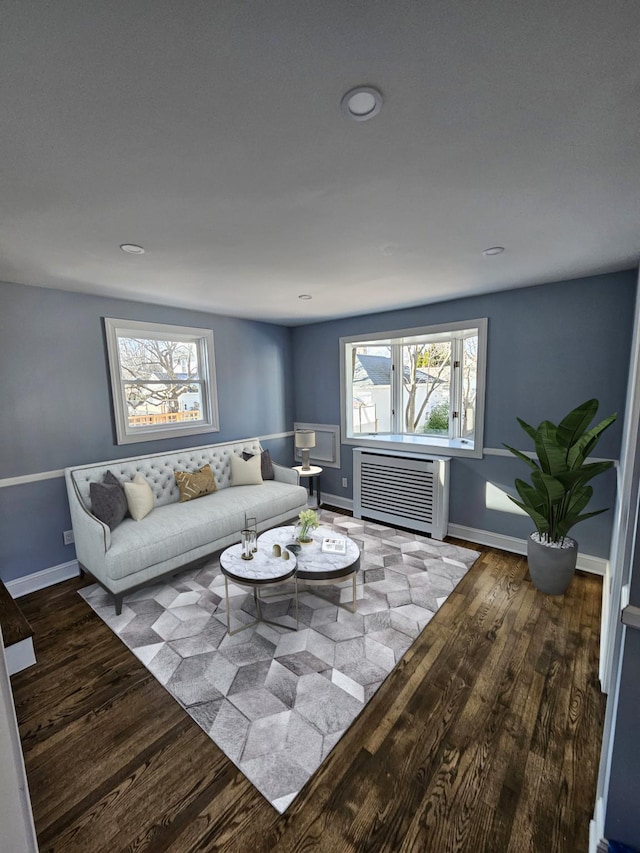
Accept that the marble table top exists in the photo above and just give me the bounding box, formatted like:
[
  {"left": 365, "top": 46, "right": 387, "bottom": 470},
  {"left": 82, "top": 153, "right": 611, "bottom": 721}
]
[
  {"left": 219, "top": 542, "right": 297, "bottom": 585},
  {"left": 258, "top": 525, "right": 360, "bottom": 581}
]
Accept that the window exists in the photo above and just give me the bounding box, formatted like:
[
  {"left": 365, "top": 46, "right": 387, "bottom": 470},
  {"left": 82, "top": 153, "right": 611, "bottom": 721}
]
[
  {"left": 340, "top": 318, "right": 487, "bottom": 458},
  {"left": 105, "top": 318, "right": 219, "bottom": 445}
]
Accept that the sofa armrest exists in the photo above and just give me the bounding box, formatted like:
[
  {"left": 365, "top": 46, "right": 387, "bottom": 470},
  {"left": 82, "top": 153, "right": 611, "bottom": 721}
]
[
  {"left": 64, "top": 470, "right": 111, "bottom": 570},
  {"left": 272, "top": 462, "right": 299, "bottom": 486}
]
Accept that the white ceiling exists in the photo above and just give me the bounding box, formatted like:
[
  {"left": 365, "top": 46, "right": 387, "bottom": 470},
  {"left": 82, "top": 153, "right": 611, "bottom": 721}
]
[{"left": 1, "top": 0, "right": 639, "bottom": 325}]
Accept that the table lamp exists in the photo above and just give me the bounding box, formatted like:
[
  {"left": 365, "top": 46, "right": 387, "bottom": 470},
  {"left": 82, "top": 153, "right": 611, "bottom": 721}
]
[{"left": 295, "top": 430, "right": 316, "bottom": 471}]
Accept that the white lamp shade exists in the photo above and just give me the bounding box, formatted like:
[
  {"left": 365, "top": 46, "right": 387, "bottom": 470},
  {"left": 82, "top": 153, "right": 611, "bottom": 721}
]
[{"left": 295, "top": 430, "right": 316, "bottom": 449}]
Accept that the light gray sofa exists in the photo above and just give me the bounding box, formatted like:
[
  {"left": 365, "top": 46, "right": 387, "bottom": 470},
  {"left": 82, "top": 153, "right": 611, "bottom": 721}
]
[{"left": 65, "top": 438, "right": 308, "bottom": 613}]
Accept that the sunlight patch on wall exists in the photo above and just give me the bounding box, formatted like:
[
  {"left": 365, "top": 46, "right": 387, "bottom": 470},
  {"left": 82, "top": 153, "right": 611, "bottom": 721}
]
[{"left": 485, "top": 482, "right": 527, "bottom": 516}]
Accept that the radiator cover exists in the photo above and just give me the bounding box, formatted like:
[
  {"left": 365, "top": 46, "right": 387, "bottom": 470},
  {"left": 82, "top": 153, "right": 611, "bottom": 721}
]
[{"left": 353, "top": 448, "right": 450, "bottom": 540}]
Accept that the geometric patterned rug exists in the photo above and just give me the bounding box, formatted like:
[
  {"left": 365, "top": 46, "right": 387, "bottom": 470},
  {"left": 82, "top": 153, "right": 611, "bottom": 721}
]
[{"left": 79, "top": 509, "right": 479, "bottom": 813}]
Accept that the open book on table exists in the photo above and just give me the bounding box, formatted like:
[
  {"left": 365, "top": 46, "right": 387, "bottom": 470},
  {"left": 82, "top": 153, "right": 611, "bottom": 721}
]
[{"left": 321, "top": 537, "right": 347, "bottom": 555}]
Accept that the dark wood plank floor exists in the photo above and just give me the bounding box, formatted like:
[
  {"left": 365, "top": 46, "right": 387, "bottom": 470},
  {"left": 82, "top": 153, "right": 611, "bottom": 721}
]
[{"left": 10, "top": 542, "right": 606, "bottom": 852}]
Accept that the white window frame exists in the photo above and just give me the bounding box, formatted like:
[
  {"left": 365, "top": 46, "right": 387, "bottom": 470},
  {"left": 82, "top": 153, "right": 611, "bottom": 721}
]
[
  {"left": 340, "top": 318, "right": 487, "bottom": 459},
  {"left": 105, "top": 318, "right": 219, "bottom": 445}
]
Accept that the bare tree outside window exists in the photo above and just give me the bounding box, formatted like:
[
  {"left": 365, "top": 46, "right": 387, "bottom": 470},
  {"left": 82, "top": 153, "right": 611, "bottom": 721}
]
[
  {"left": 342, "top": 319, "right": 486, "bottom": 457},
  {"left": 119, "top": 337, "right": 202, "bottom": 421},
  {"left": 105, "top": 318, "right": 219, "bottom": 444},
  {"left": 461, "top": 335, "right": 478, "bottom": 437},
  {"left": 403, "top": 342, "right": 451, "bottom": 433}
]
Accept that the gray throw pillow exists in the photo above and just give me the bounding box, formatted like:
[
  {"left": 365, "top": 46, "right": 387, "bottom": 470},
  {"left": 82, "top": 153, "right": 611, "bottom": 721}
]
[
  {"left": 90, "top": 470, "right": 128, "bottom": 530},
  {"left": 243, "top": 449, "right": 274, "bottom": 480}
]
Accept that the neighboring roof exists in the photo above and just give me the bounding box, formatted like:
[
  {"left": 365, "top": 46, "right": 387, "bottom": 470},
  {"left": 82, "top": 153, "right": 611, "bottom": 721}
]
[{"left": 353, "top": 354, "right": 438, "bottom": 386}]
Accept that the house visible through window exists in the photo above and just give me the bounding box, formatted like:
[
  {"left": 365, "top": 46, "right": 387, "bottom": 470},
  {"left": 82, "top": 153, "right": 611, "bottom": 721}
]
[
  {"left": 105, "top": 318, "right": 219, "bottom": 444},
  {"left": 341, "top": 319, "right": 487, "bottom": 457}
]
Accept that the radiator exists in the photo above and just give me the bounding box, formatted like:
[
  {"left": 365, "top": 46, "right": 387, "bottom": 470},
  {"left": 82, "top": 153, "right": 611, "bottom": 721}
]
[{"left": 353, "top": 448, "right": 450, "bottom": 540}]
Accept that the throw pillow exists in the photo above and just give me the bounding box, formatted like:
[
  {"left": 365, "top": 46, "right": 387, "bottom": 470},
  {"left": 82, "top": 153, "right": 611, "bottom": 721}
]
[
  {"left": 175, "top": 464, "right": 217, "bottom": 503},
  {"left": 123, "top": 472, "right": 155, "bottom": 521},
  {"left": 242, "top": 449, "right": 274, "bottom": 480},
  {"left": 90, "top": 470, "right": 128, "bottom": 530},
  {"left": 230, "top": 452, "right": 263, "bottom": 486}
]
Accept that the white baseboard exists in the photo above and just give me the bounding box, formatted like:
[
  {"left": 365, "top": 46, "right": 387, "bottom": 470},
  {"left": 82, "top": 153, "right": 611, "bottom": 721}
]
[
  {"left": 321, "top": 492, "right": 354, "bottom": 512},
  {"left": 6, "top": 560, "right": 80, "bottom": 599},
  {"left": 447, "top": 523, "right": 607, "bottom": 576},
  {"left": 322, "top": 504, "right": 608, "bottom": 576},
  {"left": 590, "top": 797, "right": 605, "bottom": 853}
]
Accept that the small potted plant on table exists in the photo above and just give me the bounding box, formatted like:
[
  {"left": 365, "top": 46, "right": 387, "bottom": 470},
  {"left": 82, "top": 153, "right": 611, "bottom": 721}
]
[
  {"left": 504, "top": 399, "right": 616, "bottom": 595},
  {"left": 296, "top": 509, "right": 319, "bottom": 543}
]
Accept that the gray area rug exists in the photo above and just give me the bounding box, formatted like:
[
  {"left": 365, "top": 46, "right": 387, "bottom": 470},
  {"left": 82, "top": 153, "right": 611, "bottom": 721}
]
[{"left": 79, "top": 510, "right": 479, "bottom": 813}]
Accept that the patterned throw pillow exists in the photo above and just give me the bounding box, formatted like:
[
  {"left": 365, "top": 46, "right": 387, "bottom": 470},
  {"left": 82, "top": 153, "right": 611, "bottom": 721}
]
[
  {"left": 242, "top": 449, "right": 275, "bottom": 480},
  {"left": 90, "top": 470, "right": 128, "bottom": 530},
  {"left": 174, "top": 464, "right": 217, "bottom": 503}
]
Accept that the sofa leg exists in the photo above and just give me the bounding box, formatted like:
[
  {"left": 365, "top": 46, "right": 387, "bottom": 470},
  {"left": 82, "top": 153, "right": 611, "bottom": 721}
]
[{"left": 114, "top": 594, "right": 123, "bottom": 616}]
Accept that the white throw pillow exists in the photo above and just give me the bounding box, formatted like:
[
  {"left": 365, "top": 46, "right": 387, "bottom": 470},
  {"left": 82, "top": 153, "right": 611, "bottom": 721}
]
[
  {"left": 123, "top": 472, "right": 154, "bottom": 521},
  {"left": 230, "top": 452, "right": 263, "bottom": 486}
]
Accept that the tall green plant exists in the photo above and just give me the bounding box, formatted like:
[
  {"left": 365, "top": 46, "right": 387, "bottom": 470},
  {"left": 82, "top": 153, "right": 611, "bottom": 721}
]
[{"left": 503, "top": 399, "right": 616, "bottom": 544}]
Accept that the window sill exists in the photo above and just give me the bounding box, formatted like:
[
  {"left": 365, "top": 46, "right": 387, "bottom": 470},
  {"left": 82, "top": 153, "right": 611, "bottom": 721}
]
[
  {"left": 118, "top": 422, "right": 219, "bottom": 445},
  {"left": 343, "top": 433, "right": 482, "bottom": 459}
]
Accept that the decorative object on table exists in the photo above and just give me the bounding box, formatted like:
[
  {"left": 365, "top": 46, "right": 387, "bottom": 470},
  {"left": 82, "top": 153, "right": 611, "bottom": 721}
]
[
  {"left": 241, "top": 528, "right": 253, "bottom": 560},
  {"left": 504, "top": 398, "right": 616, "bottom": 595},
  {"left": 295, "top": 429, "right": 316, "bottom": 471},
  {"left": 295, "top": 508, "right": 318, "bottom": 543},
  {"left": 282, "top": 549, "right": 290, "bottom": 560},
  {"left": 286, "top": 542, "right": 301, "bottom": 555},
  {"left": 80, "top": 510, "right": 479, "bottom": 814},
  {"left": 321, "top": 537, "right": 347, "bottom": 555},
  {"left": 272, "top": 543, "right": 282, "bottom": 558},
  {"left": 245, "top": 516, "right": 258, "bottom": 552}
]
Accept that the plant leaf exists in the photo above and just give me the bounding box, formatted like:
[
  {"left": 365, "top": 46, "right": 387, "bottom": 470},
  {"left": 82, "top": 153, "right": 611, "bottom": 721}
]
[
  {"left": 561, "top": 460, "right": 614, "bottom": 490},
  {"left": 534, "top": 422, "right": 567, "bottom": 476},
  {"left": 566, "top": 414, "right": 617, "bottom": 468},
  {"left": 531, "top": 469, "right": 566, "bottom": 506},
  {"left": 507, "top": 494, "right": 548, "bottom": 534},
  {"left": 516, "top": 417, "right": 539, "bottom": 443},
  {"left": 557, "top": 508, "right": 608, "bottom": 537},
  {"left": 503, "top": 443, "right": 540, "bottom": 471},
  {"left": 556, "top": 399, "right": 599, "bottom": 449},
  {"left": 515, "top": 478, "right": 546, "bottom": 512},
  {"left": 565, "top": 485, "right": 593, "bottom": 518}
]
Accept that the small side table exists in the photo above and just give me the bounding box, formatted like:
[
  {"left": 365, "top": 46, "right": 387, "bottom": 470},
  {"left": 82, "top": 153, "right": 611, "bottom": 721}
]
[
  {"left": 220, "top": 543, "right": 298, "bottom": 636},
  {"left": 293, "top": 465, "right": 323, "bottom": 507}
]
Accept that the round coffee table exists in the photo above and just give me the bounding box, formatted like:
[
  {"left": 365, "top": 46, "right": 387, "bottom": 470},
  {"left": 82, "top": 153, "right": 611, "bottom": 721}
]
[
  {"left": 257, "top": 525, "right": 361, "bottom": 612},
  {"left": 219, "top": 542, "right": 298, "bottom": 635}
]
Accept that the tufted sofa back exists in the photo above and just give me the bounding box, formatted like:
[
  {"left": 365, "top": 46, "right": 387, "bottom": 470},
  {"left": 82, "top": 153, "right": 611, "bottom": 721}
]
[{"left": 69, "top": 438, "right": 263, "bottom": 511}]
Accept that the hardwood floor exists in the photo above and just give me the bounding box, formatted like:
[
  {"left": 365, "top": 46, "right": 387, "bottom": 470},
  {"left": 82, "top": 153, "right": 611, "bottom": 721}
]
[{"left": 10, "top": 542, "right": 606, "bottom": 852}]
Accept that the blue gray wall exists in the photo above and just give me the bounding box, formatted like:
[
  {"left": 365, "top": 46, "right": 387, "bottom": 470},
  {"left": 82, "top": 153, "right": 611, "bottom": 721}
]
[
  {"left": 291, "top": 270, "right": 638, "bottom": 558},
  {"left": 1, "top": 269, "right": 637, "bottom": 584},
  {"left": 0, "top": 280, "right": 295, "bottom": 582}
]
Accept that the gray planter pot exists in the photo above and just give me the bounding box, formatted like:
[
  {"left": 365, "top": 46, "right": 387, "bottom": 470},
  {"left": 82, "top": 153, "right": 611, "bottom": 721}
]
[{"left": 526, "top": 534, "right": 578, "bottom": 595}]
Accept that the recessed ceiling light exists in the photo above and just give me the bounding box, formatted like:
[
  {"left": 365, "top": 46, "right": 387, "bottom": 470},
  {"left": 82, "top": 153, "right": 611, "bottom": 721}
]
[
  {"left": 482, "top": 246, "right": 505, "bottom": 256},
  {"left": 341, "top": 86, "right": 383, "bottom": 122},
  {"left": 298, "top": 294, "right": 312, "bottom": 300},
  {"left": 120, "top": 244, "right": 145, "bottom": 254}
]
